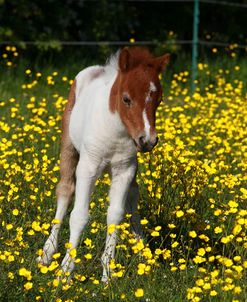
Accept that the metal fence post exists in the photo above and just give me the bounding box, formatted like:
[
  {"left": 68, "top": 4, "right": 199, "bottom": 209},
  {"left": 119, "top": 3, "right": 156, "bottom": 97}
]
[{"left": 192, "top": 0, "right": 200, "bottom": 93}]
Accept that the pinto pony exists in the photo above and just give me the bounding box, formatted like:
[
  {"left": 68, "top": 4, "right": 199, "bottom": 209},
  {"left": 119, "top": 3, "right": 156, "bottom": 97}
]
[{"left": 38, "top": 47, "right": 170, "bottom": 282}]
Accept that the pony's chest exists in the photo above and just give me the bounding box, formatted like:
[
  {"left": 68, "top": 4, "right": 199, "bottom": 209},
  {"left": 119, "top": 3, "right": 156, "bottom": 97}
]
[{"left": 75, "top": 129, "right": 136, "bottom": 164}]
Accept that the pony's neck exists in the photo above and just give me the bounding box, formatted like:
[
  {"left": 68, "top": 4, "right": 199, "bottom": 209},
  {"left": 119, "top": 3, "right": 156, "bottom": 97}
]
[
  {"left": 103, "top": 52, "right": 131, "bottom": 140},
  {"left": 109, "top": 73, "right": 120, "bottom": 113}
]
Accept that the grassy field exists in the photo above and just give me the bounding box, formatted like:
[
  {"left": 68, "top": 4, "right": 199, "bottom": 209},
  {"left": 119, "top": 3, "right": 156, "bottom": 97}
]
[{"left": 0, "top": 46, "right": 247, "bottom": 302}]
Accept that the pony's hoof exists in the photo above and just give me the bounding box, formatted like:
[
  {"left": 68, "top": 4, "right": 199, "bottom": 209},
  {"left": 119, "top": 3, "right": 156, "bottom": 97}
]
[
  {"left": 36, "top": 254, "right": 51, "bottom": 266},
  {"left": 101, "top": 275, "right": 109, "bottom": 284}
]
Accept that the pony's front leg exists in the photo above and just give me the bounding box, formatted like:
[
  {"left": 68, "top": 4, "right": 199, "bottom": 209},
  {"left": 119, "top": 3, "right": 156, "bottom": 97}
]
[
  {"left": 101, "top": 161, "right": 137, "bottom": 282},
  {"left": 61, "top": 156, "right": 100, "bottom": 277}
]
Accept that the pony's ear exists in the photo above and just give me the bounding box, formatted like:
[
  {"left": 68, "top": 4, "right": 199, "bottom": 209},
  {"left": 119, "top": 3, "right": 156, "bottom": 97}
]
[
  {"left": 119, "top": 48, "right": 133, "bottom": 72},
  {"left": 153, "top": 53, "right": 170, "bottom": 73}
]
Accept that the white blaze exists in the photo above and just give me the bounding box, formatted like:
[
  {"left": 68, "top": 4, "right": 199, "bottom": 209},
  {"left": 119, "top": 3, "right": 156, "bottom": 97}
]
[
  {"left": 145, "top": 81, "right": 157, "bottom": 103},
  {"left": 142, "top": 109, "right": 151, "bottom": 139},
  {"left": 143, "top": 82, "right": 156, "bottom": 138},
  {"left": 150, "top": 81, "right": 157, "bottom": 92}
]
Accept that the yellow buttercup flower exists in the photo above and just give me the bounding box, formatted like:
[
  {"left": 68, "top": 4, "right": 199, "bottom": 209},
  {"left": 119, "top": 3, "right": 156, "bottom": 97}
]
[
  {"left": 176, "top": 210, "right": 184, "bottom": 218},
  {"left": 24, "top": 282, "right": 33, "bottom": 290},
  {"left": 189, "top": 231, "right": 197, "bottom": 238},
  {"left": 135, "top": 288, "right": 144, "bottom": 298},
  {"left": 108, "top": 224, "right": 115, "bottom": 234}
]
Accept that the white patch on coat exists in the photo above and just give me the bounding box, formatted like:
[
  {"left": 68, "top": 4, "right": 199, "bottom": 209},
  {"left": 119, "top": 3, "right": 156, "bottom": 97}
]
[
  {"left": 150, "top": 81, "right": 157, "bottom": 92},
  {"left": 145, "top": 81, "right": 157, "bottom": 103},
  {"left": 142, "top": 109, "right": 151, "bottom": 139}
]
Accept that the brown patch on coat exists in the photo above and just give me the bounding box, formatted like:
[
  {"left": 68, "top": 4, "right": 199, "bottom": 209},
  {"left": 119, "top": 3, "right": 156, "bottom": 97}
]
[
  {"left": 56, "top": 80, "right": 79, "bottom": 199},
  {"left": 61, "top": 80, "right": 76, "bottom": 139}
]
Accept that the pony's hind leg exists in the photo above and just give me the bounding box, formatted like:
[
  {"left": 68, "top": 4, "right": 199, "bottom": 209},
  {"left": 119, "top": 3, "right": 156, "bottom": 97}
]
[
  {"left": 38, "top": 142, "right": 79, "bottom": 265},
  {"left": 38, "top": 81, "right": 78, "bottom": 265},
  {"left": 125, "top": 177, "right": 143, "bottom": 240}
]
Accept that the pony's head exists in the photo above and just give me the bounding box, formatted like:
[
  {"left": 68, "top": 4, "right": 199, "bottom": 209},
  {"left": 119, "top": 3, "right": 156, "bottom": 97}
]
[{"left": 110, "top": 47, "right": 170, "bottom": 152}]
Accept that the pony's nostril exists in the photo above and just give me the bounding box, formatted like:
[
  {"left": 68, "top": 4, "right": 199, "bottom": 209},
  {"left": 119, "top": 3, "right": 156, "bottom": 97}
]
[
  {"left": 136, "top": 136, "right": 158, "bottom": 152},
  {"left": 138, "top": 136, "right": 146, "bottom": 147}
]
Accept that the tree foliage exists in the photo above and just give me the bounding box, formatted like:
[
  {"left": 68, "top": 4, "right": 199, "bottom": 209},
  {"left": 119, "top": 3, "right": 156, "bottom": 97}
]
[{"left": 0, "top": 0, "right": 246, "bottom": 53}]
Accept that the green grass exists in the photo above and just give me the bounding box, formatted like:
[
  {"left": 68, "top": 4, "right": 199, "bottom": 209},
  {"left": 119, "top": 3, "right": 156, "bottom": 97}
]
[{"left": 0, "top": 49, "right": 247, "bottom": 302}]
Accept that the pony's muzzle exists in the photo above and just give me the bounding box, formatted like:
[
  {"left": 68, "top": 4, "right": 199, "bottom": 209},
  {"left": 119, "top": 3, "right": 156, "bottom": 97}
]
[{"left": 135, "top": 135, "right": 158, "bottom": 153}]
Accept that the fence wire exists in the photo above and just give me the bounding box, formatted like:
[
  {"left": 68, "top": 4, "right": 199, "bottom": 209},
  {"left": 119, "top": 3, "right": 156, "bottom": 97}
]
[
  {"left": 0, "top": 39, "right": 246, "bottom": 48},
  {"left": 90, "top": 0, "right": 247, "bottom": 8}
]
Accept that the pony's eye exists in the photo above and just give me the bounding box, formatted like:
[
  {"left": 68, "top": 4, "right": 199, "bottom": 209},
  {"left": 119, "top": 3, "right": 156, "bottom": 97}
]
[{"left": 123, "top": 95, "right": 132, "bottom": 107}]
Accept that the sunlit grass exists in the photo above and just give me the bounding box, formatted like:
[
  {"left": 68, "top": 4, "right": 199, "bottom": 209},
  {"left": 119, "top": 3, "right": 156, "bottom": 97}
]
[{"left": 0, "top": 46, "right": 247, "bottom": 301}]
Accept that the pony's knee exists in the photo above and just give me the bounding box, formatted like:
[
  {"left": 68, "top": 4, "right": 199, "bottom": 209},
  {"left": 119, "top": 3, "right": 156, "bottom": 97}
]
[
  {"left": 107, "top": 206, "right": 125, "bottom": 225},
  {"left": 59, "top": 143, "right": 79, "bottom": 178},
  {"left": 69, "top": 208, "right": 89, "bottom": 231},
  {"left": 56, "top": 180, "right": 75, "bottom": 198}
]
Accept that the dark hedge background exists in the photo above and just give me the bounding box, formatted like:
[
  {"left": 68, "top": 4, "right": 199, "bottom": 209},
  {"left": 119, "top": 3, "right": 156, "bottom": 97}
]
[{"left": 0, "top": 0, "right": 246, "bottom": 59}]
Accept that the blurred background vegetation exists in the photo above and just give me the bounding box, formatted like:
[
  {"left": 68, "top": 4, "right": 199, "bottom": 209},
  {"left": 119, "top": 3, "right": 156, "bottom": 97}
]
[{"left": 0, "top": 0, "right": 247, "bottom": 64}]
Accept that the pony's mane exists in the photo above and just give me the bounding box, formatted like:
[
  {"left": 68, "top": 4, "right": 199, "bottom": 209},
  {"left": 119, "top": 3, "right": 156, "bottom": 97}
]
[{"left": 105, "top": 50, "right": 120, "bottom": 71}]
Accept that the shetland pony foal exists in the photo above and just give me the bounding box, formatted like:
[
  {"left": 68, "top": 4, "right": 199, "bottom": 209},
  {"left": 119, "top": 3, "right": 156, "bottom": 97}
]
[{"left": 38, "top": 47, "right": 170, "bottom": 282}]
